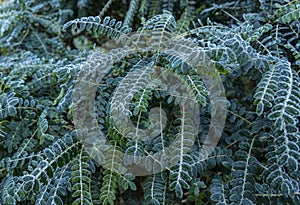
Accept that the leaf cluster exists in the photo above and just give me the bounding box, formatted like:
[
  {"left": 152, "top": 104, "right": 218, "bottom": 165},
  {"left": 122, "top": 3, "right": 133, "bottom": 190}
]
[{"left": 0, "top": 0, "right": 299, "bottom": 205}]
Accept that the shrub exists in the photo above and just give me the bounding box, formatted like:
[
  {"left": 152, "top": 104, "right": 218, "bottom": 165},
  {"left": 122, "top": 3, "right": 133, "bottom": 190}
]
[{"left": 0, "top": 0, "right": 299, "bottom": 204}]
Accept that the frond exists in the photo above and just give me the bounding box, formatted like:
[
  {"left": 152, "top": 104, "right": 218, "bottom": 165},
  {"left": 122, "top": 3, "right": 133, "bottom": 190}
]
[
  {"left": 36, "top": 165, "right": 71, "bottom": 205},
  {"left": 168, "top": 107, "right": 197, "bottom": 198},
  {"left": 267, "top": 61, "right": 300, "bottom": 130},
  {"left": 143, "top": 10, "right": 176, "bottom": 33},
  {"left": 192, "top": 147, "right": 233, "bottom": 177},
  {"left": 228, "top": 130, "right": 261, "bottom": 205},
  {"left": 15, "top": 132, "right": 78, "bottom": 203},
  {"left": 0, "top": 0, "right": 69, "bottom": 55},
  {"left": 147, "top": 0, "right": 162, "bottom": 19},
  {"left": 254, "top": 62, "right": 278, "bottom": 115},
  {"left": 123, "top": 0, "right": 140, "bottom": 26},
  {"left": 139, "top": 0, "right": 150, "bottom": 18},
  {"left": 63, "top": 16, "right": 132, "bottom": 39},
  {"left": 1, "top": 176, "right": 17, "bottom": 205},
  {"left": 176, "top": 0, "right": 196, "bottom": 33},
  {"left": 100, "top": 170, "right": 116, "bottom": 205},
  {"left": 110, "top": 63, "right": 156, "bottom": 138},
  {"left": 71, "top": 149, "right": 93, "bottom": 205},
  {"left": 263, "top": 124, "right": 300, "bottom": 198},
  {"left": 143, "top": 173, "right": 168, "bottom": 205},
  {"left": 210, "top": 176, "right": 229, "bottom": 204},
  {"left": 99, "top": 0, "right": 115, "bottom": 18}
]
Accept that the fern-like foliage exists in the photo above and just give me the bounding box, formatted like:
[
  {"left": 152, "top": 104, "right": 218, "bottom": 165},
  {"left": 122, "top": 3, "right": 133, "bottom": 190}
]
[
  {"left": 143, "top": 173, "right": 169, "bottom": 205},
  {"left": 71, "top": 149, "right": 94, "bottom": 205},
  {"left": 1, "top": 0, "right": 300, "bottom": 204},
  {"left": 63, "top": 16, "right": 132, "bottom": 39},
  {"left": 0, "top": 0, "right": 72, "bottom": 56}
]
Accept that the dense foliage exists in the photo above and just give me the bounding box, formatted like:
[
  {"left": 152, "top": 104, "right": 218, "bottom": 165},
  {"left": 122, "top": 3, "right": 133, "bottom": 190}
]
[{"left": 0, "top": 0, "right": 299, "bottom": 204}]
